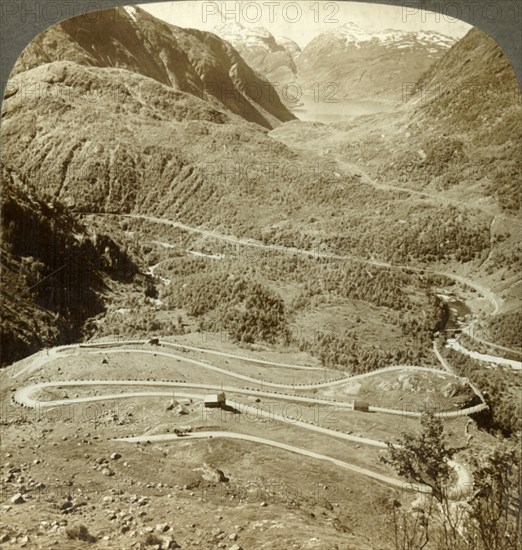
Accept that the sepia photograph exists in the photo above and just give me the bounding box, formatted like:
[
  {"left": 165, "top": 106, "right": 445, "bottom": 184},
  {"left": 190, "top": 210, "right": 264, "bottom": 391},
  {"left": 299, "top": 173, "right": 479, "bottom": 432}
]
[{"left": 0, "top": 1, "right": 521, "bottom": 548}]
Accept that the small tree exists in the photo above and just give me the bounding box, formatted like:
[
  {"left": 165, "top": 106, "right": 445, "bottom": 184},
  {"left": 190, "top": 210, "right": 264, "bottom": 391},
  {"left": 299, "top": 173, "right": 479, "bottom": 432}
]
[
  {"left": 382, "top": 413, "right": 463, "bottom": 550},
  {"left": 381, "top": 413, "right": 455, "bottom": 502},
  {"left": 386, "top": 497, "right": 435, "bottom": 550},
  {"left": 465, "top": 443, "right": 521, "bottom": 550},
  {"left": 383, "top": 415, "right": 521, "bottom": 550}
]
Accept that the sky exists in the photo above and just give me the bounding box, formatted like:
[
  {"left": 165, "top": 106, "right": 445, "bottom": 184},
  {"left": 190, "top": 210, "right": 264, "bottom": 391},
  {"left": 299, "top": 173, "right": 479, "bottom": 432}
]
[{"left": 138, "top": 1, "right": 472, "bottom": 47}]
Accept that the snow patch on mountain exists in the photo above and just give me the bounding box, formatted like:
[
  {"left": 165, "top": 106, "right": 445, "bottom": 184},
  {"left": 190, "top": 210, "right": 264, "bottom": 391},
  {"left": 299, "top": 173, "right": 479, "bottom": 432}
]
[
  {"left": 332, "top": 22, "right": 373, "bottom": 43},
  {"left": 275, "top": 36, "right": 301, "bottom": 58},
  {"left": 214, "top": 22, "right": 301, "bottom": 57},
  {"left": 328, "top": 22, "right": 455, "bottom": 49}
]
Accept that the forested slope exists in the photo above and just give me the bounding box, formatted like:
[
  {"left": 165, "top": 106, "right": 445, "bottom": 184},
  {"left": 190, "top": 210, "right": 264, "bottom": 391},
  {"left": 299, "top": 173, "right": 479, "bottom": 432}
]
[{"left": 0, "top": 166, "right": 137, "bottom": 366}]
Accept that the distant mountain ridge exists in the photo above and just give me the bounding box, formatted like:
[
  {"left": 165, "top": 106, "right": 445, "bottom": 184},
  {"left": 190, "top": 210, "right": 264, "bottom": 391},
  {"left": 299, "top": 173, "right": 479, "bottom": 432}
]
[
  {"left": 296, "top": 22, "right": 456, "bottom": 102},
  {"left": 325, "top": 22, "right": 455, "bottom": 49}
]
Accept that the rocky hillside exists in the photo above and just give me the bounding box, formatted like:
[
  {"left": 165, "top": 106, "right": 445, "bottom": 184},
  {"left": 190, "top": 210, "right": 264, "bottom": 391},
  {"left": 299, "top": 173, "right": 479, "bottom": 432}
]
[
  {"left": 213, "top": 22, "right": 301, "bottom": 89},
  {"left": 11, "top": 6, "right": 294, "bottom": 129},
  {"left": 297, "top": 22, "right": 455, "bottom": 102},
  {"left": 410, "top": 27, "right": 522, "bottom": 143},
  {"left": 0, "top": 165, "right": 137, "bottom": 366}
]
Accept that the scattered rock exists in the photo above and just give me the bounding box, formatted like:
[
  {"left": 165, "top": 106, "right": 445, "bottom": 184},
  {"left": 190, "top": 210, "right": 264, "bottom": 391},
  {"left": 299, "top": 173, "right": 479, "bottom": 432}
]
[
  {"left": 165, "top": 399, "right": 177, "bottom": 411},
  {"left": 197, "top": 463, "right": 229, "bottom": 483},
  {"left": 10, "top": 493, "right": 25, "bottom": 504},
  {"left": 164, "top": 539, "right": 181, "bottom": 549},
  {"left": 60, "top": 500, "right": 74, "bottom": 511}
]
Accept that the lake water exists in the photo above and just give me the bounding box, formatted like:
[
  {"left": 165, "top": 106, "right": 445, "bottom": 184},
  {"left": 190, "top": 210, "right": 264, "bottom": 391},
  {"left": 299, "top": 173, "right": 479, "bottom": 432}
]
[{"left": 291, "top": 97, "right": 399, "bottom": 123}]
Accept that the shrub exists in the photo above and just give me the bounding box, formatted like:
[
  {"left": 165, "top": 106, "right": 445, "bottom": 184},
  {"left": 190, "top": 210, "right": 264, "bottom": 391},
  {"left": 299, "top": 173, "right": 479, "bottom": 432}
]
[{"left": 65, "top": 524, "right": 96, "bottom": 543}]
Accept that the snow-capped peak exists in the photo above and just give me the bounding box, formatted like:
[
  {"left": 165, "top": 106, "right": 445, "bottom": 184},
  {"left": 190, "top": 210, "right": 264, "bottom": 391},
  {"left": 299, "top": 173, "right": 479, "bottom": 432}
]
[
  {"left": 324, "top": 22, "right": 455, "bottom": 49},
  {"left": 214, "top": 23, "right": 301, "bottom": 57},
  {"left": 214, "top": 22, "right": 271, "bottom": 47},
  {"left": 334, "top": 22, "right": 373, "bottom": 42},
  {"left": 214, "top": 21, "right": 245, "bottom": 35}
]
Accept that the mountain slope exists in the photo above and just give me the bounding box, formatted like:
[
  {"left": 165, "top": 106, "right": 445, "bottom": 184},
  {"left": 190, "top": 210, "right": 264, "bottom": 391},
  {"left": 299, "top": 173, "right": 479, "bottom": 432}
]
[
  {"left": 410, "top": 27, "right": 522, "bottom": 143},
  {"left": 275, "top": 27, "right": 521, "bottom": 216},
  {"left": 10, "top": 6, "right": 295, "bottom": 129},
  {"left": 1, "top": 59, "right": 302, "bottom": 218},
  {"left": 213, "top": 22, "right": 301, "bottom": 89},
  {"left": 0, "top": 165, "right": 138, "bottom": 366},
  {"left": 297, "top": 22, "right": 455, "bottom": 102},
  {"left": 401, "top": 27, "right": 522, "bottom": 212},
  {"left": 3, "top": 15, "right": 520, "bottom": 268}
]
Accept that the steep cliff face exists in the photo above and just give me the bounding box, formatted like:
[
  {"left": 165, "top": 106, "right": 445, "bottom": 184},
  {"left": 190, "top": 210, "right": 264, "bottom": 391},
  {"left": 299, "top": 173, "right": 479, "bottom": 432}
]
[
  {"left": 10, "top": 6, "right": 295, "bottom": 129},
  {"left": 404, "top": 27, "right": 522, "bottom": 212}
]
